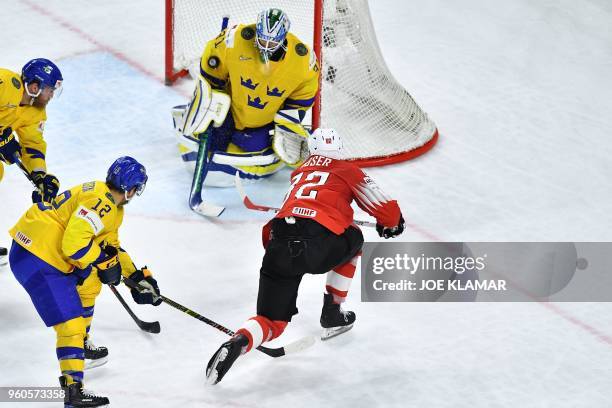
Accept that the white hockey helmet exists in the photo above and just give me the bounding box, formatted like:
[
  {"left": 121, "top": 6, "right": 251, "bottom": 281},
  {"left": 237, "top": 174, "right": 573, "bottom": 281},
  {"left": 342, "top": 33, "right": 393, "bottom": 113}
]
[{"left": 308, "top": 128, "right": 343, "bottom": 159}]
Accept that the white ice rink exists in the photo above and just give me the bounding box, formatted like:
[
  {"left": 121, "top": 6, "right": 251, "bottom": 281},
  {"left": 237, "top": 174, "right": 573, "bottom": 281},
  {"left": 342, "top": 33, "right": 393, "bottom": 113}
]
[{"left": 1, "top": 0, "right": 612, "bottom": 406}]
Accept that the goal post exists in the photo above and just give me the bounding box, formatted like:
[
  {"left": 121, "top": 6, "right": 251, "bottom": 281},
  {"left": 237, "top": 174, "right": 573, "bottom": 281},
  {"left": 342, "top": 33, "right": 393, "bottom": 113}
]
[{"left": 165, "top": 0, "right": 438, "bottom": 166}]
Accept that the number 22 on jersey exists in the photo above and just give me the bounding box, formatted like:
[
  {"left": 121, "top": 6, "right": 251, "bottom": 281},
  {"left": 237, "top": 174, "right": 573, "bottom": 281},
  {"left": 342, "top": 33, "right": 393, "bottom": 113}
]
[{"left": 282, "top": 171, "right": 330, "bottom": 205}]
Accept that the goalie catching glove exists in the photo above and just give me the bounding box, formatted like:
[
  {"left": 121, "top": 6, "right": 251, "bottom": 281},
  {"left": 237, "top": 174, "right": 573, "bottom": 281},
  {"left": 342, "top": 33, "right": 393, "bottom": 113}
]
[
  {"left": 128, "top": 267, "right": 162, "bottom": 306},
  {"left": 271, "top": 109, "right": 310, "bottom": 167}
]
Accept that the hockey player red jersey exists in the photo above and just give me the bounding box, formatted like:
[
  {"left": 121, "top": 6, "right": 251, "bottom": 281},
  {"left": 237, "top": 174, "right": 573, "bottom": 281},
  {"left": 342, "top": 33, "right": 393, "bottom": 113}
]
[{"left": 276, "top": 154, "right": 401, "bottom": 234}]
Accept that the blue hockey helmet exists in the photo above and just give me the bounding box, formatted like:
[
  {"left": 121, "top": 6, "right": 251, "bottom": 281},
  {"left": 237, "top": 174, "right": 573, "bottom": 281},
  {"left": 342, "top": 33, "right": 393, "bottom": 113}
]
[
  {"left": 255, "top": 8, "right": 290, "bottom": 62},
  {"left": 21, "top": 58, "right": 63, "bottom": 98},
  {"left": 106, "top": 156, "right": 148, "bottom": 198}
]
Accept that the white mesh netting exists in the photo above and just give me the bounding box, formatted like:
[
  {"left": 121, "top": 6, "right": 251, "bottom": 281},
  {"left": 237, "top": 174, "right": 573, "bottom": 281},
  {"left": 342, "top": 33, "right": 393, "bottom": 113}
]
[{"left": 169, "top": 0, "right": 437, "bottom": 165}]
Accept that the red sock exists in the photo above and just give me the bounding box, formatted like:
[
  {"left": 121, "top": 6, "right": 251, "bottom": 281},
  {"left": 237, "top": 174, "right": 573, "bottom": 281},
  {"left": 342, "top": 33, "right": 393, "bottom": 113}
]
[
  {"left": 236, "top": 315, "right": 288, "bottom": 352},
  {"left": 325, "top": 254, "right": 360, "bottom": 303}
]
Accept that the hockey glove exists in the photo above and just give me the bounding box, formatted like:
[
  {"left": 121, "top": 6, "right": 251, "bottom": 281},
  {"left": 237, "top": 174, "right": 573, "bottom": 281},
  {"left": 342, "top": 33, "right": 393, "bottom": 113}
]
[
  {"left": 31, "top": 171, "right": 60, "bottom": 203},
  {"left": 95, "top": 246, "right": 121, "bottom": 285},
  {"left": 128, "top": 267, "right": 162, "bottom": 306},
  {"left": 377, "top": 214, "right": 405, "bottom": 239},
  {"left": 0, "top": 127, "right": 20, "bottom": 164}
]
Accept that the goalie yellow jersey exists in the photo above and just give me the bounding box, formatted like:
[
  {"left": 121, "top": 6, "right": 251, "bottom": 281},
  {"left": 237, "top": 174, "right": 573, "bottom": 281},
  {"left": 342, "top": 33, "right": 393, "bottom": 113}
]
[
  {"left": 9, "top": 181, "right": 136, "bottom": 276},
  {"left": 0, "top": 68, "right": 49, "bottom": 176},
  {"left": 199, "top": 24, "right": 320, "bottom": 130}
]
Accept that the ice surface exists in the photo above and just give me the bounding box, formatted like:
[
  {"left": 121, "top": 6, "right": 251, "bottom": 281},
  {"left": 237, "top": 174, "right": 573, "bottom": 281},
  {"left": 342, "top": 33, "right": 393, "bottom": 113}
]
[{"left": 1, "top": 1, "right": 611, "bottom": 407}]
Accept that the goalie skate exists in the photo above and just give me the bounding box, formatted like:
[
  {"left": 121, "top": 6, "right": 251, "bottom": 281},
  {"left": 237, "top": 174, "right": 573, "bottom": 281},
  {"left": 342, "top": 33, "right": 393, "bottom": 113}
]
[{"left": 320, "top": 294, "right": 356, "bottom": 341}]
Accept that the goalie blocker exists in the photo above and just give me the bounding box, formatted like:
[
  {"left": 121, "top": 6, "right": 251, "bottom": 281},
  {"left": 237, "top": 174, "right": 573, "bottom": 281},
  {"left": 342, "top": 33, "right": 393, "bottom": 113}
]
[{"left": 205, "top": 128, "right": 406, "bottom": 385}]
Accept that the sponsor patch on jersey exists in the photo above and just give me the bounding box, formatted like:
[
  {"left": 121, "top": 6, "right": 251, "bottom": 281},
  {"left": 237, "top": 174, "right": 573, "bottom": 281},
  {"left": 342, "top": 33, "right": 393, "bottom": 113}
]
[
  {"left": 207, "top": 56, "right": 220, "bottom": 69},
  {"left": 105, "top": 192, "right": 115, "bottom": 204},
  {"left": 12, "top": 77, "right": 21, "bottom": 89},
  {"left": 76, "top": 205, "right": 104, "bottom": 234},
  {"left": 15, "top": 231, "right": 32, "bottom": 247},
  {"left": 292, "top": 207, "right": 317, "bottom": 218},
  {"left": 241, "top": 26, "right": 255, "bottom": 40},
  {"left": 363, "top": 176, "right": 380, "bottom": 189},
  {"left": 82, "top": 181, "right": 95, "bottom": 192},
  {"left": 295, "top": 43, "right": 308, "bottom": 56}
]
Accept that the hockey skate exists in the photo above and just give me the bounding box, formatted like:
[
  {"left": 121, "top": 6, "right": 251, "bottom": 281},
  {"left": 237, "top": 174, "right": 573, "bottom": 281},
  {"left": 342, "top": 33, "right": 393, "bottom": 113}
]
[
  {"left": 59, "top": 375, "right": 109, "bottom": 407},
  {"left": 0, "top": 246, "right": 7, "bottom": 266},
  {"left": 320, "top": 293, "right": 356, "bottom": 340},
  {"left": 205, "top": 334, "right": 248, "bottom": 385},
  {"left": 84, "top": 337, "right": 108, "bottom": 370}
]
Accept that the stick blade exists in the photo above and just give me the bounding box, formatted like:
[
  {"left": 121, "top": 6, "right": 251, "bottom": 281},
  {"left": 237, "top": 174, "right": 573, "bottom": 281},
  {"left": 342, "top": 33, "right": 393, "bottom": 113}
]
[
  {"left": 140, "top": 320, "right": 161, "bottom": 334},
  {"left": 283, "top": 335, "right": 316, "bottom": 354},
  {"left": 190, "top": 196, "right": 225, "bottom": 217},
  {"left": 234, "top": 172, "right": 277, "bottom": 212}
]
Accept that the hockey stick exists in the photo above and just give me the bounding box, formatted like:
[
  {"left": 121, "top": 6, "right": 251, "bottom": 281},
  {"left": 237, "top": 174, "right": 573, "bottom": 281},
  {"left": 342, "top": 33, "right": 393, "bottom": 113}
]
[
  {"left": 186, "top": 16, "right": 231, "bottom": 218},
  {"left": 109, "top": 284, "right": 161, "bottom": 334},
  {"left": 188, "top": 131, "right": 225, "bottom": 217},
  {"left": 11, "top": 153, "right": 40, "bottom": 190},
  {"left": 123, "top": 277, "right": 315, "bottom": 358},
  {"left": 234, "top": 172, "right": 377, "bottom": 227}
]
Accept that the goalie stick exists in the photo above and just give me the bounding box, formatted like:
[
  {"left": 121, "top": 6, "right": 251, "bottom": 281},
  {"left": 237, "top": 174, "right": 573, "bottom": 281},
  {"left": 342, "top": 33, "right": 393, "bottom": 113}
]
[
  {"left": 187, "top": 15, "right": 231, "bottom": 217},
  {"left": 109, "top": 284, "right": 161, "bottom": 334},
  {"left": 123, "top": 277, "right": 315, "bottom": 358},
  {"left": 188, "top": 131, "right": 226, "bottom": 217},
  {"left": 234, "top": 172, "right": 377, "bottom": 228}
]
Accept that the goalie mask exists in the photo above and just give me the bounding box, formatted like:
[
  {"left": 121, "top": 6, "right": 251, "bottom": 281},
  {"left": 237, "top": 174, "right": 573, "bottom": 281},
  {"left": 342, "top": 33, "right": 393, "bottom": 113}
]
[
  {"left": 255, "top": 8, "right": 290, "bottom": 63},
  {"left": 308, "top": 128, "right": 344, "bottom": 159}
]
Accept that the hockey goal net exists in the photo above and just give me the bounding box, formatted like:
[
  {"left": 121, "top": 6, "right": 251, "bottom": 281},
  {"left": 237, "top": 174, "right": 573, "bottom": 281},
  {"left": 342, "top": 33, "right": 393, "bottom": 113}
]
[{"left": 165, "top": 0, "right": 438, "bottom": 166}]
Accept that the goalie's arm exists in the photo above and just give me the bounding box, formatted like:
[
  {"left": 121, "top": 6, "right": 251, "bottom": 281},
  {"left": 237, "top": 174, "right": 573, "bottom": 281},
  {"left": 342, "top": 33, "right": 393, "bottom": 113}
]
[{"left": 198, "top": 29, "right": 230, "bottom": 91}]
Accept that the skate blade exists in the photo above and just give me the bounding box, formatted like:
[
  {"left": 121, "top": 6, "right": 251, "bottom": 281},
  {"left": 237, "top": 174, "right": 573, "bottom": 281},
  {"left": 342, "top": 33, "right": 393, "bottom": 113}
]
[
  {"left": 321, "top": 324, "right": 354, "bottom": 341},
  {"left": 84, "top": 356, "right": 108, "bottom": 370},
  {"left": 205, "top": 347, "right": 229, "bottom": 386}
]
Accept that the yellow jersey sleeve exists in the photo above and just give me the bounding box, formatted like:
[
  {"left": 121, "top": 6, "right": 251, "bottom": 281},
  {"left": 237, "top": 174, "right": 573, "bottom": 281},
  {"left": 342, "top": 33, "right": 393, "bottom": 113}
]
[
  {"left": 97, "top": 208, "right": 137, "bottom": 277},
  {"left": 283, "top": 42, "right": 320, "bottom": 111},
  {"left": 61, "top": 194, "right": 117, "bottom": 270},
  {"left": 0, "top": 69, "right": 23, "bottom": 135},
  {"left": 15, "top": 108, "right": 47, "bottom": 173},
  {"left": 199, "top": 28, "right": 230, "bottom": 90}
]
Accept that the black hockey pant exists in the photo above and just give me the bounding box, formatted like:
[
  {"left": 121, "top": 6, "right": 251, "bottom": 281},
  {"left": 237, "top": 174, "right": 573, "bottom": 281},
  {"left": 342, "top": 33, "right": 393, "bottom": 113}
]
[{"left": 257, "top": 217, "right": 364, "bottom": 321}]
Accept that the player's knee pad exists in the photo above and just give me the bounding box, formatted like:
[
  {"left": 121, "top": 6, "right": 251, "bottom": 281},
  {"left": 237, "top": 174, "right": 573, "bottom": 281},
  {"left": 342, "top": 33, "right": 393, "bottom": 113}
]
[{"left": 54, "top": 317, "right": 87, "bottom": 339}]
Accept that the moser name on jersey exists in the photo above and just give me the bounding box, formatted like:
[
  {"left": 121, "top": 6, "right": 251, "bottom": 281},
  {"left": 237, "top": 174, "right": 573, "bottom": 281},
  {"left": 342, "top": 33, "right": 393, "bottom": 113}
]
[
  {"left": 302, "top": 155, "right": 332, "bottom": 168},
  {"left": 292, "top": 207, "right": 317, "bottom": 217}
]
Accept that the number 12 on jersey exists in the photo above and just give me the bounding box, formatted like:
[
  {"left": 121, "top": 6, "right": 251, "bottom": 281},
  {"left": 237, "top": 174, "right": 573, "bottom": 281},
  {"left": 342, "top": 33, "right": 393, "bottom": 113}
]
[{"left": 282, "top": 171, "right": 330, "bottom": 205}]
